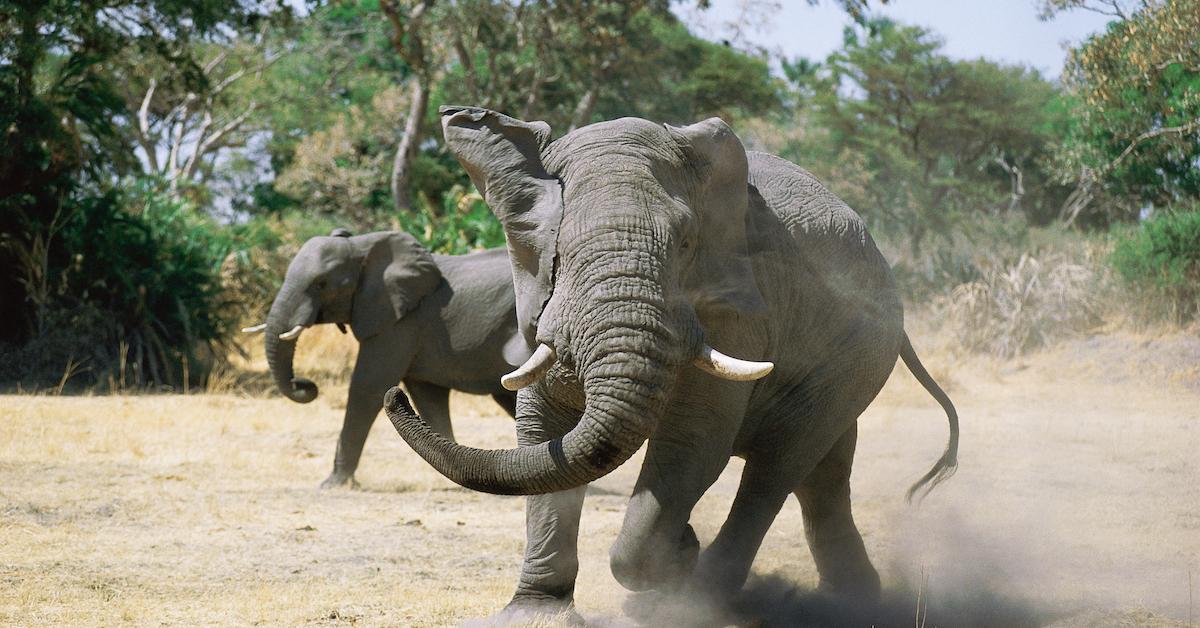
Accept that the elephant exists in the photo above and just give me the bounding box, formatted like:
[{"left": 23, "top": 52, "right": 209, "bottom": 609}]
[
  {"left": 382, "top": 107, "right": 959, "bottom": 620},
  {"left": 245, "top": 229, "right": 521, "bottom": 489}
]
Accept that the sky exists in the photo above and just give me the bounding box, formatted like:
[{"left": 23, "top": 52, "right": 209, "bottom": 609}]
[{"left": 679, "top": 0, "right": 1116, "bottom": 78}]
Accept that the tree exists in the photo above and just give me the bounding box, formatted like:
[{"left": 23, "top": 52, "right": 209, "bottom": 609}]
[
  {"left": 115, "top": 36, "right": 284, "bottom": 192},
  {"left": 755, "top": 19, "right": 1067, "bottom": 256},
  {"left": 379, "top": 0, "right": 436, "bottom": 214},
  {"left": 269, "top": 1, "right": 781, "bottom": 227},
  {"left": 0, "top": 0, "right": 288, "bottom": 375},
  {"left": 1045, "top": 0, "right": 1200, "bottom": 226}
]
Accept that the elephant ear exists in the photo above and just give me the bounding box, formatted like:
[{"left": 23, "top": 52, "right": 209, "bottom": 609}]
[
  {"left": 351, "top": 232, "right": 442, "bottom": 341},
  {"left": 441, "top": 105, "right": 562, "bottom": 363},
  {"left": 667, "top": 118, "right": 768, "bottom": 318}
]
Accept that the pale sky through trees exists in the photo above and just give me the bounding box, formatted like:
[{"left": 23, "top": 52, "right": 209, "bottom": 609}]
[{"left": 683, "top": 0, "right": 1114, "bottom": 77}]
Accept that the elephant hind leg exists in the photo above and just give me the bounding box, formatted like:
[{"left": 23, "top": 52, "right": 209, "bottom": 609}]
[
  {"left": 405, "top": 380, "right": 454, "bottom": 441},
  {"left": 492, "top": 391, "right": 517, "bottom": 418},
  {"left": 794, "top": 423, "right": 880, "bottom": 600}
]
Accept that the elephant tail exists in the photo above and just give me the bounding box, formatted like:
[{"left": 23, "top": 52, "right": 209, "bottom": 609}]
[{"left": 899, "top": 333, "right": 959, "bottom": 504}]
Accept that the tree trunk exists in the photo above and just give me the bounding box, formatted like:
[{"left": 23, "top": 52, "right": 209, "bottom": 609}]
[
  {"left": 568, "top": 86, "right": 598, "bottom": 133},
  {"left": 391, "top": 78, "right": 429, "bottom": 215}
]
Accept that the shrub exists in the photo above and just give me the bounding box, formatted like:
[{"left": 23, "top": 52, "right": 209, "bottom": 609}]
[
  {"left": 1109, "top": 208, "right": 1200, "bottom": 324},
  {"left": 886, "top": 211, "right": 1032, "bottom": 300},
  {"left": 937, "top": 241, "right": 1106, "bottom": 359},
  {"left": 398, "top": 186, "right": 506, "bottom": 254},
  {"left": 0, "top": 179, "right": 240, "bottom": 391}
]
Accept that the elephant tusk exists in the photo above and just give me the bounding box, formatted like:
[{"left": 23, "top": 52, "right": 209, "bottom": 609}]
[
  {"left": 501, "top": 343, "right": 556, "bottom": 391},
  {"left": 241, "top": 323, "right": 266, "bottom": 333},
  {"left": 693, "top": 344, "right": 774, "bottom": 381},
  {"left": 278, "top": 325, "right": 305, "bottom": 341}
]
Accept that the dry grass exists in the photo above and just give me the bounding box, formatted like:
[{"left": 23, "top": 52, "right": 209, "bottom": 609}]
[
  {"left": 2, "top": 332, "right": 1198, "bottom": 626},
  {"left": 936, "top": 244, "right": 1109, "bottom": 359}
]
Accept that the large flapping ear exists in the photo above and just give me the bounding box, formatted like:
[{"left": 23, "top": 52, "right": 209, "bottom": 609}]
[
  {"left": 667, "top": 118, "right": 768, "bottom": 318},
  {"left": 441, "top": 105, "right": 563, "bottom": 362},
  {"left": 351, "top": 232, "right": 442, "bottom": 341}
]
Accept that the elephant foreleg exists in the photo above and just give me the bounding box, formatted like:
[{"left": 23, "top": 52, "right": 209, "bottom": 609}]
[
  {"left": 324, "top": 377, "right": 389, "bottom": 490},
  {"left": 501, "top": 393, "right": 586, "bottom": 623},
  {"left": 692, "top": 460, "right": 790, "bottom": 600},
  {"left": 794, "top": 423, "right": 880, "bottom": 600},
  {"left": 404, "top": 380, "right": 453, "bottom": 441},
  {"left": 323, "top": 341, "right": 410, "bottom": 489}
]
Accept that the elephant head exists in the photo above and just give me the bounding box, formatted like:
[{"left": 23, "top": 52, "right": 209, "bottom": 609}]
[
  {"left": 256, "top": 229, "right": 441, "bottom": 403},
  {"left": 386, "top": 106, "right": 771, "bottom": 493}
]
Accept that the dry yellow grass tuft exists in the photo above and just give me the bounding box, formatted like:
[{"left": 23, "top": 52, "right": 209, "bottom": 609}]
[
  {"left": 2, "top": 337, "right": 1198, "bottom": 625},
  {"left": 937, "top": 249, "right": 1107, "bottom": 359}
]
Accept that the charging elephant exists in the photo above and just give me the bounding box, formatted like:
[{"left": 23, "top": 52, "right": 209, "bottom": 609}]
[
  {"left": 383, "top": 107, "right": 959, "bottom": 620},
  {"left": 247, "top": 229, "right": 520, "bottom": 489}
]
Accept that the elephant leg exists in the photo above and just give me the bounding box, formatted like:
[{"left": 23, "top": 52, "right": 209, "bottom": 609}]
[
  {"left": 609, "top": 436, "right": 733, "bottom": 593},
  {"left": 491, "top": 391, "right": 517, "bottom": 418},
  {"left": 794, "top": 423, "right": 880, "bottom": 600},
  {"left": 691, "top": 460, "right": 792, "bottom": 601},
  {"left": 501, "top": 392, "right": 586, "bottom": 623},
  {"left": 322, "top": 339, "right": 412, "bottom": 490},
  {"left": 608, "top": 378, "right": 749, "bottom": 594},
  {"left": 404, "top": 380, "right": 453, "bottom": 441}
]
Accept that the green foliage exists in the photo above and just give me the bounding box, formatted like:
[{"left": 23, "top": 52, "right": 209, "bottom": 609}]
[
  {"left": 756, "top": 18, "right": 1068, "bottom": 282},
  {"left": 1110, "top": 208, "right": 1200, "bottom": 322},
  {"left": 399, "top": 187, "right": 507, "bottom": 254},
  {"left": 1, "top": 0, "right": 288, "bottom": 351},
  {"left": 1052, "top": 0, "right": 1200, "bottom": 220},
  {"left": 0, "top": 178, "right": 243, "bottom": 389},
  {"left": 255, "top": 1, "right": 402, "bottom": 176},
  {"left": 596, "top": 11, "right": 782, "bottom": 124}
]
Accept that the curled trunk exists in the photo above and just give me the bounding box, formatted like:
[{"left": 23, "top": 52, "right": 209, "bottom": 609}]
[
  {"left": 386, "top": 261, "right": 674, "bottom": 495},
  {"left": 264, "top": 285, "right": 318, "bottom": 403}
]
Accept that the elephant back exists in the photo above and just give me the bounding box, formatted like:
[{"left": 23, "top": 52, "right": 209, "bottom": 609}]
[{"left": 746, "top": 151, "right": 901, "bottom": 323}]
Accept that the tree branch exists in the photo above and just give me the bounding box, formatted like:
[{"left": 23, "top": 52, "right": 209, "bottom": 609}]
[{"left": 136, "top": 78, "right": 160, "bottom": 172}]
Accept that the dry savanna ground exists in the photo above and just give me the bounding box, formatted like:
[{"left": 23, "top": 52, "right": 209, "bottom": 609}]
[{"left": 2, "top": 326, "right": 1199, "bottom": 626}]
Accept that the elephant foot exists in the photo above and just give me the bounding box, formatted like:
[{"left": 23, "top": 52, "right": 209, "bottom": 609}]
[
  {"left": 461, "top": 596, "right": 583, "bottom": 627},
  {"left": 815, "top": 557, "right": 881, "bottom": 602},
  {"left": 319, "top": 471, "right": 360, "bottom": 490}
]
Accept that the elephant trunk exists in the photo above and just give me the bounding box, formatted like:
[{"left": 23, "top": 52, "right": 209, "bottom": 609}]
[
  {"left": 265, "top": 283, "right": 318, "bottom": 404},
  {"left": 386, "top": 233, "right": 677, "bottom": 495}
]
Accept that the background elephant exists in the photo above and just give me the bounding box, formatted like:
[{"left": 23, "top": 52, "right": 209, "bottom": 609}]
[
  {"left": 384, "top": 107, "right": 959, "bottom": 620},
  {"left": 252, "top": 229, "right": 520, "bottom": 489}
]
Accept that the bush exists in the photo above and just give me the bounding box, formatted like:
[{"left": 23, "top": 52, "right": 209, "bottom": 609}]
[
  {"left": 399, "top": 186, "right": 506, "bottom": 254},
  {"left": 0, "top": 179, "right": 241, "bottom": 391},
  {"left": 1110, "top": 208, "right": 1200, "bottom": 324},
  {"left": 885, "top": 211, "right": 1032, "bottom": 300},
  {"left": 936, "top": 236, "right": 1107, "bottom": 359}
]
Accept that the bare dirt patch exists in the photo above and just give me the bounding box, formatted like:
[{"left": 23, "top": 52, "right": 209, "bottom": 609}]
[{"left": 1, "top": 334, "right": 1197, "bottom": 626}]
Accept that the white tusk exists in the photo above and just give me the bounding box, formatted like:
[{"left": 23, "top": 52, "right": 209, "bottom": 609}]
[
  {"left": 241, "top": 323, "right": 266, "bottom": 333},
  {"left": 278, "top": 325, "right": 305, "bottom": 341},
  {"left": 501, "top": 344, "right": 556, "bottom": 391},
  {"left": 693, "top": 344, "right": 774, "bottom": 381}
]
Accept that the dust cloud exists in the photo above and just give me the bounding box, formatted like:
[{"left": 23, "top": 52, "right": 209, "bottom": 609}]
[{"left": 587, "top": 503, "right": 1193, "bottom": 627}]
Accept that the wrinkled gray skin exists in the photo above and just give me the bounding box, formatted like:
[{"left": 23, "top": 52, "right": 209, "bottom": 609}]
[
  {"left": 264, "top": 230, "right": 519, "bottom": 489},
  {"left": 383, "top": 108, "right": 958, "bottom": 620}
]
